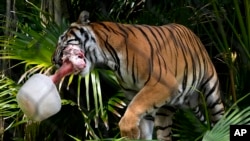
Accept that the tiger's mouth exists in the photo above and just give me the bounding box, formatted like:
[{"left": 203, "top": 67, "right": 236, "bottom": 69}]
[
  {"left": 50, "top": 45, "right": 86, "bottom": 84},
  {"left": 61, "top": 44, "right": 86, "bottom": 74}
]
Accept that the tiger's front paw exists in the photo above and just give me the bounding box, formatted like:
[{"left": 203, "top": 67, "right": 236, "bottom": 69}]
[{"left": 119, "top": 110, "right": 140, "bottom": 139}]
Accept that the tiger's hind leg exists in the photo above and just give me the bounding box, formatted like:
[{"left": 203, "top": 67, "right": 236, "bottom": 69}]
[
  {"left": 189, "top": 92, "right": 206, "bottom": 123},
  {"left": 154, "top": 105, "right": 176, "bottom": 141},
  {"left": 202, "top": 76, "right": 224, "bottom": 125}
]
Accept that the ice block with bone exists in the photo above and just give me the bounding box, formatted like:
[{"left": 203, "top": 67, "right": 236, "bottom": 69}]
[{"left": 17, "top": 45, "right": 86, "bottom": 121}]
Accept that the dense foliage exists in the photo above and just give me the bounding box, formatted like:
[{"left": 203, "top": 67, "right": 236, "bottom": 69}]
[{"left": 1, "top": 0, "right": 250, "bottom": 141}]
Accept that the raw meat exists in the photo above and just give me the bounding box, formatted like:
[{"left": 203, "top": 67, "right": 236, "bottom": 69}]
[{"left": 50, "top": 45, "right": 86, "bottom": 84}]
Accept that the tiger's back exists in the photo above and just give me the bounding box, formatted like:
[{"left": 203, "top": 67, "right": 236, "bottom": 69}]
[
  {"left": 52, "top": 11, "right": 224, "bottom": 141},
  {"left": 91, "top": 22, "right": 217, "bottom": 101}
]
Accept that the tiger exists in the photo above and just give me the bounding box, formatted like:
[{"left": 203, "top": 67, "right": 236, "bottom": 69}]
[{"left": 52, "top": 11, "right": 225, "bottom": 141}]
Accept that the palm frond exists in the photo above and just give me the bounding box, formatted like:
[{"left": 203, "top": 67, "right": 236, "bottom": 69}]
[
  {"left": 0, "top": 75, "right": 19, "bottom": 117},
  {"left": 202, "top": 106, "right": 250, "bottom": 141},
  {"left": 203, "top": 93, "right": 250, "bottom": 141}
]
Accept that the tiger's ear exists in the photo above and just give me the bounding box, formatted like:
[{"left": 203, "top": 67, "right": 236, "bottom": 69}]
[{"left": 78, "top": 11, "right": 90, "bottom": 25}]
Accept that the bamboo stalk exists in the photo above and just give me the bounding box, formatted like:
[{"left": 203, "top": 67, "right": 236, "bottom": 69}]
[
  {"left": 0, "top": 117, "right": 4, "bottom": 141},
  {"left": 229, "top": 68, "right": 237, "bottom": 102}
]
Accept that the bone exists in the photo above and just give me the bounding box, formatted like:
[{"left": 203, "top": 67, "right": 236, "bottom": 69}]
[{"left": 50, "top": 60, "right": 74, "bottom": 84}]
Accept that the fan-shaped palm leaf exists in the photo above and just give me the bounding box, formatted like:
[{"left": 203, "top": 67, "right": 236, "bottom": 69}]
[{"left": 202, "top": 93, "right": 250, "bottom": 141}]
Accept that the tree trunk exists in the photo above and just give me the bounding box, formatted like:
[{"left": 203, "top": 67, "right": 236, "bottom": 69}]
[
  {"left": 0, "top": 117, "right": 3, "bottom": 141},
  {"left": 41, "top": 0, "right": 68, "bottom": 25},
  {"left": 2, "top": 0, "right": 16, "bottom": 77},
  {"left": 1, "top": 0, "right": 17, "bottom": 140},
  {"left": 41, "top": 0, "right": 53, "bottom": 24},
  {"left": 54, "top": 0, "right": 62, "bottom": 25}
]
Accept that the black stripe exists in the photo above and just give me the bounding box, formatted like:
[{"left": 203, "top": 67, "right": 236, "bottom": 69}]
[
  {"left": 103, "top": 40, "right": 121, "bottom": 77},
  {"left": 161, "top": 105, "right": 176, "bottom": 112},
  {"left": 205, "top": 80, "right": 219, "bottom": 101},
  {"left": 112, "top": 23, "right": 131, "bottom": 74},
  {"left": 212, "top": 109, "right": 224, "bottom": 116},
  {"left": 70, "top": 26, "right": 81, "bottom": 30},
  {"left": 165, "top": 26, "right": 189, "bottom": 91},
  {"left": 182, "top": 67, "right": 188, "bottom": 91},
  {"left": 173, "top": 26, "right": 191, "bottom": 92},
  {"left": 98, "top": 22, "right": 126, "bottom": 37},
  {"left": 67, "top": 39, "right": 79, "bottom": 43},
  {"left": 200, "top": 71, "right": 215, "bottom": 90},
  {"left": 146, "top": 26, "right": 167, "bottom": 83},
  {"left": 60, "top": 35, "right": 64, "bottom": 40},
  {"left": 161, "top": 26, "right": 178, "bottom": 76},
  {"left": 156, "top": 112, "right": 170, "bottom": 116},
  {"left": 68, "top": 30, "right": 81, "bottom": 43},
  {"left": 83, "top": 31, "right": 89, "bottom": 50},
  {"left": 192, "top": 107, "right": 200, "bottom": 114},
  {"left": 80, "top": 28, "right": 85, "bottom": 34},
  {"left": 154, "top": 104, "right": 160, "bottom": 109},
  {"left": 132, "top": 55, "right": 136, "bottom": 84},
  {"left": 95, "top": 22, "right": 111, "bottom": 32},
  {"left": 110, "top": 24, "right": 125, "bottom": 36},
  {"left": 195, "top": 111, "right": 203, "bottom": 118},
  {"left": 155, "top": 125, "right": 172, "bottom": 130},
  {"left": 116, "top": 23, "right": 129, "bottom": 37},
  {"left": 91, "top": 36, "right": 96, "bottom": 42},
  {"left": 154, "top": 27, "right": 167, "bottom": 70},
  {"left": 120, "top": 27, "right": 130, "bottom": 73},
  {"left": 135, "top": 25, "right": 154, "bottom": 61},
  {"left": 135, "top": 25, "right": 154, "bottom": 85},
  {"left": 119, "top": 85, "right": 138, "bottom": 93},
  {"left": 144, "top": 115, "right": 155, "bottom": 121},
  {"left": 180, "top": 27, "right": 202, "bottom": 88},
  {"left": 194, "top": 35, "right": 207, "bottom": 85},
  {"left": 207, "top": 97, "right": 221, "bottom": 109},
  {"left": 126, "top": 25, "right": 137, "bottom": 37}
]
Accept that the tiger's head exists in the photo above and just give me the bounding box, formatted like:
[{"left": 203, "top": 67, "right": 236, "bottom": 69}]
[{"left": 52, "top": 11, "right": 97, "bottom": 76}]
